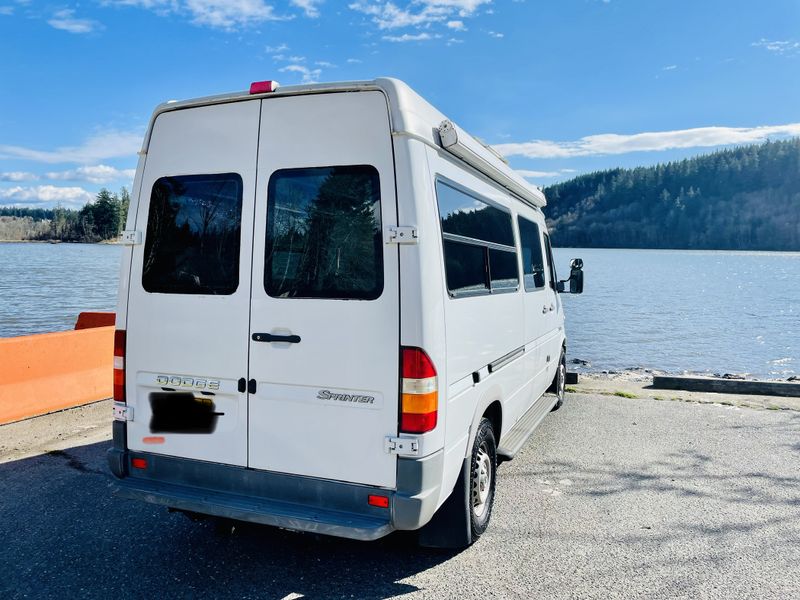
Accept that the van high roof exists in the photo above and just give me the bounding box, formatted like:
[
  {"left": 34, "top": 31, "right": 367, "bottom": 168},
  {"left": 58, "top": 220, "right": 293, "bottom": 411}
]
[{"left": 144, "top": 78, "right": 546, "bottom": 209}]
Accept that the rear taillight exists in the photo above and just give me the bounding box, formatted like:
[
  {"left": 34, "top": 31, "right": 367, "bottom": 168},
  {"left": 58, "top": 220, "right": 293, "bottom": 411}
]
[
  {"left": 114, "top": 329, "right": 126, "bottom": 403},
  {"left": 400, "top": 347, "right": 438, "bottom": 433}
]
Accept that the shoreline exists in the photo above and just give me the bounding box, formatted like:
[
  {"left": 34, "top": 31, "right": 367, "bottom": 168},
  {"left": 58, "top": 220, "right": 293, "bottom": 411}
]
[
  {"left": 568, "top": 364, "right": 797, "bottom": 383},
  {"left": 570, "top": 371, "right": 800, "bottom": 411}
]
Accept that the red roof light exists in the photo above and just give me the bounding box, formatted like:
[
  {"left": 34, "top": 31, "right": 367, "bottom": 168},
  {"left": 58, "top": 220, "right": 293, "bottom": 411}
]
[{"left": 249, "top": 80, "right": 279, "bottom": 94}]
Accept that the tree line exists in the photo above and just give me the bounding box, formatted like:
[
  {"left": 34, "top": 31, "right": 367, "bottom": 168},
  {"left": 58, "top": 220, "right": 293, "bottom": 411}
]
[
  {"left": 0, "top": 188, "right": 130, "bottom": 242},
  {"left": 543, "top": 138, "right": 800, "bottom": 250}
]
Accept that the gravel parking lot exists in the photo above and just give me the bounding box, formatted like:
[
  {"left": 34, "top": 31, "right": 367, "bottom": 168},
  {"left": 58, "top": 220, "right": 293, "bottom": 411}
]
[{"left": 1, "top": 394, "right": 798, "bottom": 599}]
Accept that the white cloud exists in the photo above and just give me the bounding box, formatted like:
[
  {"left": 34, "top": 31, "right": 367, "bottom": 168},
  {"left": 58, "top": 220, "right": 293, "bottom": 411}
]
[
  {"left": 0, "top": 185, "right": 94, "bottom": 206},
  {"left": 662, "top": 64, "right": 677, "bottom": 71},
  {"left": 349, "top": 0, "right": 490, "bottom": 30},
  {"left": 516, "top": 169, "right": 565, "bottom": 179},
  {"left": 45, "top": 165, "right": 136, "bottom": 184},
  {"left": 0, "top": 6, "right": 14, "bottom": 16},
  {"left": 446, "top": 19, "right": 464, "bottom": 30},
  {"left": 105, "top": 0, "right": 284, "bottom": 30},
  {"left": 265, "top": 43, "right": 289, "bottom": 53},
  {"left": 47, "top": 9, "right": 102, "bottom": 34},
  {"left": 346, "top": 57, "right": 363, "bottom": 63},
  {"left": 752, "top": 38, "right": 800, "bottom": 55},
  {"left": 0, "top": 172, "right": 38, "bottom": 182},
  {"left": 291, "top": 0, "right": 321, "bottom": 18},
  {"left": 382, "top": 32, "right": 435, "bottom": 42},
  {"left": 494, "top": 123, "right": 800, "bottom": 159},
  {"left": 315, "top": 60, "right": 336, "bottom": 67},
  {"left": 279, "top": 64, "right": 322, "bottom": 83},
  {"left": 0, "top": 130, "right": 142, "bottom": 164},
  {"left": 487, "top": 30, "right": 503, "bottom": 38}
]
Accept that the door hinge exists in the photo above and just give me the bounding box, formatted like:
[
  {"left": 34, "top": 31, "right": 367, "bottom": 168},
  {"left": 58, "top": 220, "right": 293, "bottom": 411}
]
[
  {"left": 386, "top": 226, "right": 418, "bottom": 245},
  {"left": 120, "top": 230, "right": 142, "bottom": 245},
  {"left": 385, "top": 436, "right": 420, "bottom": 457},
  {"left": 113, "top": 403, "right": 133, "bottom": 422}
]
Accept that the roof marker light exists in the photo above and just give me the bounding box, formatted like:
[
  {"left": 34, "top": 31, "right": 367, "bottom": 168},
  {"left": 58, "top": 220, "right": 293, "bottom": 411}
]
[{"left": 249, "top": 80, "right": 280, "bottom": 94}]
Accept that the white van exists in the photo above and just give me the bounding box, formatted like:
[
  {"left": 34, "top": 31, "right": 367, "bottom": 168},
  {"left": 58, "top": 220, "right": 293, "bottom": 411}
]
[{"left": 108, "top": 78, "right": 584, "bottom": 548}]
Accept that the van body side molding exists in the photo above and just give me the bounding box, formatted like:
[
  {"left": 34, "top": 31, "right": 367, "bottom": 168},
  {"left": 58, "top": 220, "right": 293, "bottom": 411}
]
[{"left": 488, "top": 346, "right": 525, "bottom": 374}]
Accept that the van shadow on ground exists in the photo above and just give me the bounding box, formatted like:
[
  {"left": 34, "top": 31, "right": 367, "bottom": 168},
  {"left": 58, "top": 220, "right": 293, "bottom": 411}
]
[{"left": 0, "top": 441, "right": 458, "bottom": 599}]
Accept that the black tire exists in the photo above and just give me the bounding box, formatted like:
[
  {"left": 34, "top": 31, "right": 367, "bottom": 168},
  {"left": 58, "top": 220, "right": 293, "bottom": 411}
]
[
  {"left": 469, "top": 418, "right": 497, "bottom": 540},
  {"left": 548, "top": 349, "right": 566, "bottom": 411}
]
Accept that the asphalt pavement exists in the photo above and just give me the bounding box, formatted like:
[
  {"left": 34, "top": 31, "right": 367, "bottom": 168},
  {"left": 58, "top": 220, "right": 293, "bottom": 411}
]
[{"left": 1, "top": 394, "right": 798, "bottom": 599}]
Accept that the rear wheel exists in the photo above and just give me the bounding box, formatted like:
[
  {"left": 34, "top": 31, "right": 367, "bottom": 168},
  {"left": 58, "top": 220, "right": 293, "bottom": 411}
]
[
  {"left": 469, "top": 418, "right": 497, "bottom": 539},
  {"left": 548, "top": 349, "right": 566, "bottom": 411},
  {"left": 417, "top": 417, "right": 497, "bottom": 548}
]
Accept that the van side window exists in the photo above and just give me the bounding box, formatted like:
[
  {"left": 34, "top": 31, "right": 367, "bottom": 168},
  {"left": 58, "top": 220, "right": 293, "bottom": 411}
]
[
  {"left": 142, "top": 173, "right": 243, "bottom": 295},
  {"left": 543, "top": 233, "right": 558, "bottom": 290},
  {"left": 436, "top": 180, "right": 519, "bottom": 297},
  {"left": 517, "top": 216, "right": 546, "bottom": 290},
  {"left": 265, "top": 165, "right": 383, "bottom": 300}
]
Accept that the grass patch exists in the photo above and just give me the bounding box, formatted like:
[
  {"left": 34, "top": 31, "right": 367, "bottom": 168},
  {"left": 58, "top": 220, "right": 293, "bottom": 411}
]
[
  {"left": 565, "top": 387, "right": 579, "bottom": 393},
  {"left": 613, "top": 391, "right": 638, "bottom": 399}
]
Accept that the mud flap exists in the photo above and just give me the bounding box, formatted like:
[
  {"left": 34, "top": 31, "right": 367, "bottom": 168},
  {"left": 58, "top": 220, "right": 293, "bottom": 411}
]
[{"left": 417, "top": 457, "right": 472, "bottom": 549}]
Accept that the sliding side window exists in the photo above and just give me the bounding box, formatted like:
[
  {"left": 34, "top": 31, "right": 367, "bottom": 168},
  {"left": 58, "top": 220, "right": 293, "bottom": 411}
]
[
  {"left": 265, "top": 165, "right": 383, "bottom": 300},
  {"left": 517, "top": 216, "right": 546, "bottom": 291},
  {"left": 543, "top": 233, "right": 558, "bottom": 291},
  {"left": 436, "top": 180, "right": 519, "bottom": 297},
  {"left": 142, "top": 173, "right": 243, "bottom": 295}
]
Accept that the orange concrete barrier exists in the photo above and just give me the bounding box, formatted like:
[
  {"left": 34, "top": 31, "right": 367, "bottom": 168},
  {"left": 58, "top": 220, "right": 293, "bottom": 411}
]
[
  {"left": 0, "top": 326, "right": 114, "bottom": 425},
  {"left": 75, "top": 311, "right": 116, "bottom": 330}
]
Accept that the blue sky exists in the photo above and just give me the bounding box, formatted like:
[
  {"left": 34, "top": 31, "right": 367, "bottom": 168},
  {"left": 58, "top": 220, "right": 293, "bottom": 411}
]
[{"left": 1, "top": 0, "right": 798, "bottom": 208}]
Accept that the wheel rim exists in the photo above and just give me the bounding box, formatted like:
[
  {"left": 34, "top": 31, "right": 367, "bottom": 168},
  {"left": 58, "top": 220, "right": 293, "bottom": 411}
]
[
  {"left": 472, "top": 442, "right": 492, "bottom": 518},
  {"left": 557, "top": 360, "right": 566, "bottom": 400}
]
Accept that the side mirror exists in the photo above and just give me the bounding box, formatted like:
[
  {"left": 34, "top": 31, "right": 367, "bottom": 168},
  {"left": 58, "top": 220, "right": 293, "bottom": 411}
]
[{"left": 558, "top": 258, "right": 584, "bottom": 294}]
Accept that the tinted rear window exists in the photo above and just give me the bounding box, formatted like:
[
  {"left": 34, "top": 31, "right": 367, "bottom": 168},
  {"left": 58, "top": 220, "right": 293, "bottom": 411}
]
[
  {"left": 265, "top": 165, "right": 383, "bottom": 300},
  {"left": 142, "top": 173, "right": 243, "bottom": 295}
]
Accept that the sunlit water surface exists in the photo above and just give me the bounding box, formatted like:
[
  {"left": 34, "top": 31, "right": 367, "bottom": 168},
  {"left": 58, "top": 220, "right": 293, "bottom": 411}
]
[{"left": 1, "top": 243, "right": 797, "bottom": 378}]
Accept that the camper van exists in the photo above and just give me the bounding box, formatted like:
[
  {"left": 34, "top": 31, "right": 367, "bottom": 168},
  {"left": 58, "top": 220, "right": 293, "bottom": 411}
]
[{"left": 108, "top": 78, "right": 584, "bottom": 548}]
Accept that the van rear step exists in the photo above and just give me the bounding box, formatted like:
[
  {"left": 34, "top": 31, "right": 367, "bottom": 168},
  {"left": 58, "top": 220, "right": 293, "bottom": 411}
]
[{"left": 109, "top": 452, "right": 393, "bottom": 541}]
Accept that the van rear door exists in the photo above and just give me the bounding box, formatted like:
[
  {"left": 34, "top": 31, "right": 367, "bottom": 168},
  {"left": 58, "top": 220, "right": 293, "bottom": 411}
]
[
  {"left": 125, "top": 100, "right": 259, "bottom": 467},
  {"left": 248, "top": 91, "right": 400, "bottom": 488}
]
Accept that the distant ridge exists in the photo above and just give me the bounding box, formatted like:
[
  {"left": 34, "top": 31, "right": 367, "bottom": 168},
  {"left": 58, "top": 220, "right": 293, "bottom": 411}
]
[{"left": 543, "top": 138, "right": 800, "bottom": 251}]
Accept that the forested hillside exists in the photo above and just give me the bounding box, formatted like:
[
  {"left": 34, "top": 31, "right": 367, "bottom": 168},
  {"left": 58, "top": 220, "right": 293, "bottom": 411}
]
[
  {"left": 543, "top": 138, "right": 800, "bottom": 250},
  {"left": 0, "top": 188, "right": 129, "bottom": 242}
]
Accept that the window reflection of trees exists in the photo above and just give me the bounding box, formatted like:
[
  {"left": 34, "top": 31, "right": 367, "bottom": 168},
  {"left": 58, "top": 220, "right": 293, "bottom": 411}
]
[
  {"left": 266, "top": 166, "right": 383, "bottom": 300},
  {"left": 143, "top": 174, "right": 242, "bottom": 295}
]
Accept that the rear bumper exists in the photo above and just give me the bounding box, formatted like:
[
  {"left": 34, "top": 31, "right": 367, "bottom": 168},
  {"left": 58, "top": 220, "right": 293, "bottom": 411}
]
[{"left": 108, "top": 424, "right": 443, "bottom": 540}]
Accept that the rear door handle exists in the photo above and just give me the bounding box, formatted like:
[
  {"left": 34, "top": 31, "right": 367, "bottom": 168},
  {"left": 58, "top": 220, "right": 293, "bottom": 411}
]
[
  {"left": 237, "top": 377, "right": 246, "bottom": 393},
  {"left": 252, "top": 333, "right": 301, "bottom": 343}
]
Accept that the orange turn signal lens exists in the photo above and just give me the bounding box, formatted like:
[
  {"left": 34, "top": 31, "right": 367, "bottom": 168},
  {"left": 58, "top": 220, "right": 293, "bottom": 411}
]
[{"left": 401, "top": 391, "right": 437, "bottom": 414}]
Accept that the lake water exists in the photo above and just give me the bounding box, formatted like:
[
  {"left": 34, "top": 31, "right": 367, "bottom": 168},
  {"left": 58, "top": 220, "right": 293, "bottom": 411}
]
[
  {"left": 0, "top": 243, "right": 797, "bottom": 379},
  {"left": 554, "top": 247, "right": 799, "bottom": 379}
]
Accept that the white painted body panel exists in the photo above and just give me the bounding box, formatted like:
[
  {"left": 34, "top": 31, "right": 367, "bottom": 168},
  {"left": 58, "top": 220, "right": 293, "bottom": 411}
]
[
  {"left": 125, "top": 100, "right": 260, "bottom": 466},
  {"left": 247, "top": 92, "right": 399, "bottom": 488}
]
